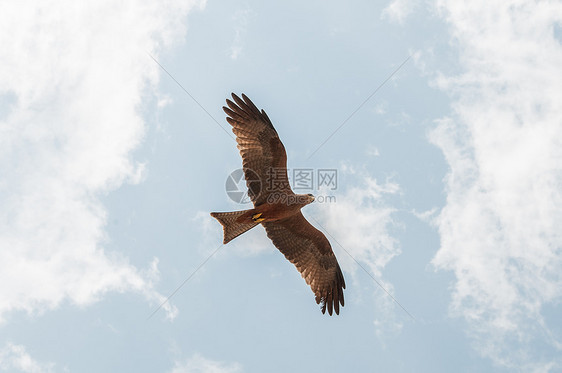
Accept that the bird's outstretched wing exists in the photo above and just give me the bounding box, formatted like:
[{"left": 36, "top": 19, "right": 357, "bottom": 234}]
[
  {"left": 223, "top": 93, "right": 293, "bottom": 206},
  {"left": 263, "top": 212, "right": 346, "bottom": 315}
]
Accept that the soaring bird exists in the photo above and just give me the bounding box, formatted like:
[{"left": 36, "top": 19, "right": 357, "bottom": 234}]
[{"left": 211, "top": 93, "right": 345, "bottom": 315}]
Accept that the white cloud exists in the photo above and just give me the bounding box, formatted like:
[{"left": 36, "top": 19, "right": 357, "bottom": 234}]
[
  {"left": 0, "top": 343, "right": 54, "bottom": 373},
  {"left": 381, "top": 0, "right": 418, "bottom": 24},
  {"left": 170, "top": 353, "right": 242, "bottom": 373},
  {"left": 366, "top": 145, "right": 381, "bottom": 157},
  {"left": 430, "top": 0, "right": 562, "bottom": 369},
  {"left": 312, "top": 171, "right": 403, "bottom": 335},
  {"left": 372, "top": 101, "right": 388, "bottom": 115},
  {"left": 230, "top": 9, "right": 255, "bottom": 60},
  {"left": 387, "top": 111, "right": 412, "bottom": 128},
  {"left": 0, "top": 0, "right": 206, "bottom": 322},
  {"left": 411, "top": 207, "right": 439, "bottom": 223}
]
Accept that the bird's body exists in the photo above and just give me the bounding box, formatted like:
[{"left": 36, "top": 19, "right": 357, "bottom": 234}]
[
  {"left": 211, "top": 93, "right": 345, "bottom": 315},
  {"left": 254, "top": 198, "right": 311, "bottom": 222}
]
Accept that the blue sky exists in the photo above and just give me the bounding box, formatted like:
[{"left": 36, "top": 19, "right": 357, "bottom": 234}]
[{"left": 1, "top": 0, "right": 562, "bottom": 372}]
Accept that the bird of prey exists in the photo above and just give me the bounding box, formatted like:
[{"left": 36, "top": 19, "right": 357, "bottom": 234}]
[{"left": 211, "top": 93, "right": 345, "bottom": 315}]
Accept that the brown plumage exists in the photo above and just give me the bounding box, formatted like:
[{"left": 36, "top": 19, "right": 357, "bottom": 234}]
[{"left": 211, "top": 93, "right": 345, "bottom": 315}]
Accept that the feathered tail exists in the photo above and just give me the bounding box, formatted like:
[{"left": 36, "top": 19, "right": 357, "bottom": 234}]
[{"left": 210, "top": 210, "right": 259, "bottom": 244}]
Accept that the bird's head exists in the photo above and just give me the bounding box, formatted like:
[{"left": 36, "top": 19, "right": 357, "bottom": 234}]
[{"left": 306, "top": 193, "right": 315, "bottom": 204}]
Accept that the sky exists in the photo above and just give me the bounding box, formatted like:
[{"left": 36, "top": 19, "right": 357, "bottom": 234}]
[{"left": 1, "top": 0, "right": 561, "bottom": 372}]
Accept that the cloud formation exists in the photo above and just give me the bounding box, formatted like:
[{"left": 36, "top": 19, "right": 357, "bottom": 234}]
[
  {"left": 430, "top": 0, "right": 562, "bottom": 369},
  {"left": 312, "top": 168, "right": 403, "bottom": 334},
  {"left": 381, "top": 0, "right": 418, "bottom": 24},
  {"left": 0, "top": 343, "right": 54, "bottom": 373},
  {"left": 170, "top": 353, "right": 242, "bottom": 373},
  {"left": 230, "top": 8, "right": 255, "bottom": 60},
  {"left": 0, "top": 0, "right": 205, "bottom": 322}
]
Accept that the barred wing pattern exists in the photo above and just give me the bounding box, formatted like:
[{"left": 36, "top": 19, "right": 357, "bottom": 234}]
[
  {"left": 263, "top": 212, "right": 346, "bottom": 315},
  {"left": 223, "top": 93, "right": 293, "bottom": 206}
]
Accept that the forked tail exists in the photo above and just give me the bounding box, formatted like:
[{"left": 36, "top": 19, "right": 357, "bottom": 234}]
[{"left": 210, "top": 210, "right": 259, "bottom": 244}]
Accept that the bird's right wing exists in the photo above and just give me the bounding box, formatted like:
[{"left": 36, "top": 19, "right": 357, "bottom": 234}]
[{"left": 263, "top": 212, "right": 346, "bottom": 315}]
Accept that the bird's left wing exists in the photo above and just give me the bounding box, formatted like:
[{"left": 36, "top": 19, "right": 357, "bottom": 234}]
[
  {"left": 223, "top": 93, "right": 293, "bottom": 206},
  {"left": 263, "top": 212, "right": 346, "bottom": 315}
]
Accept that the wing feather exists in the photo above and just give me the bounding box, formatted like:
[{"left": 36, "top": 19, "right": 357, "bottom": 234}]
[
  {"left": 263, "top": 212, "right": 346, "bottom": 315},
  {"left": 223, "top": 93, "right": 292, "bottom": 206}
]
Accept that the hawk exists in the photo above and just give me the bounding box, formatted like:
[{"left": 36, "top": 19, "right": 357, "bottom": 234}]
[{"left": 210, "top": 93, "right": 345, "bottom": 315}]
